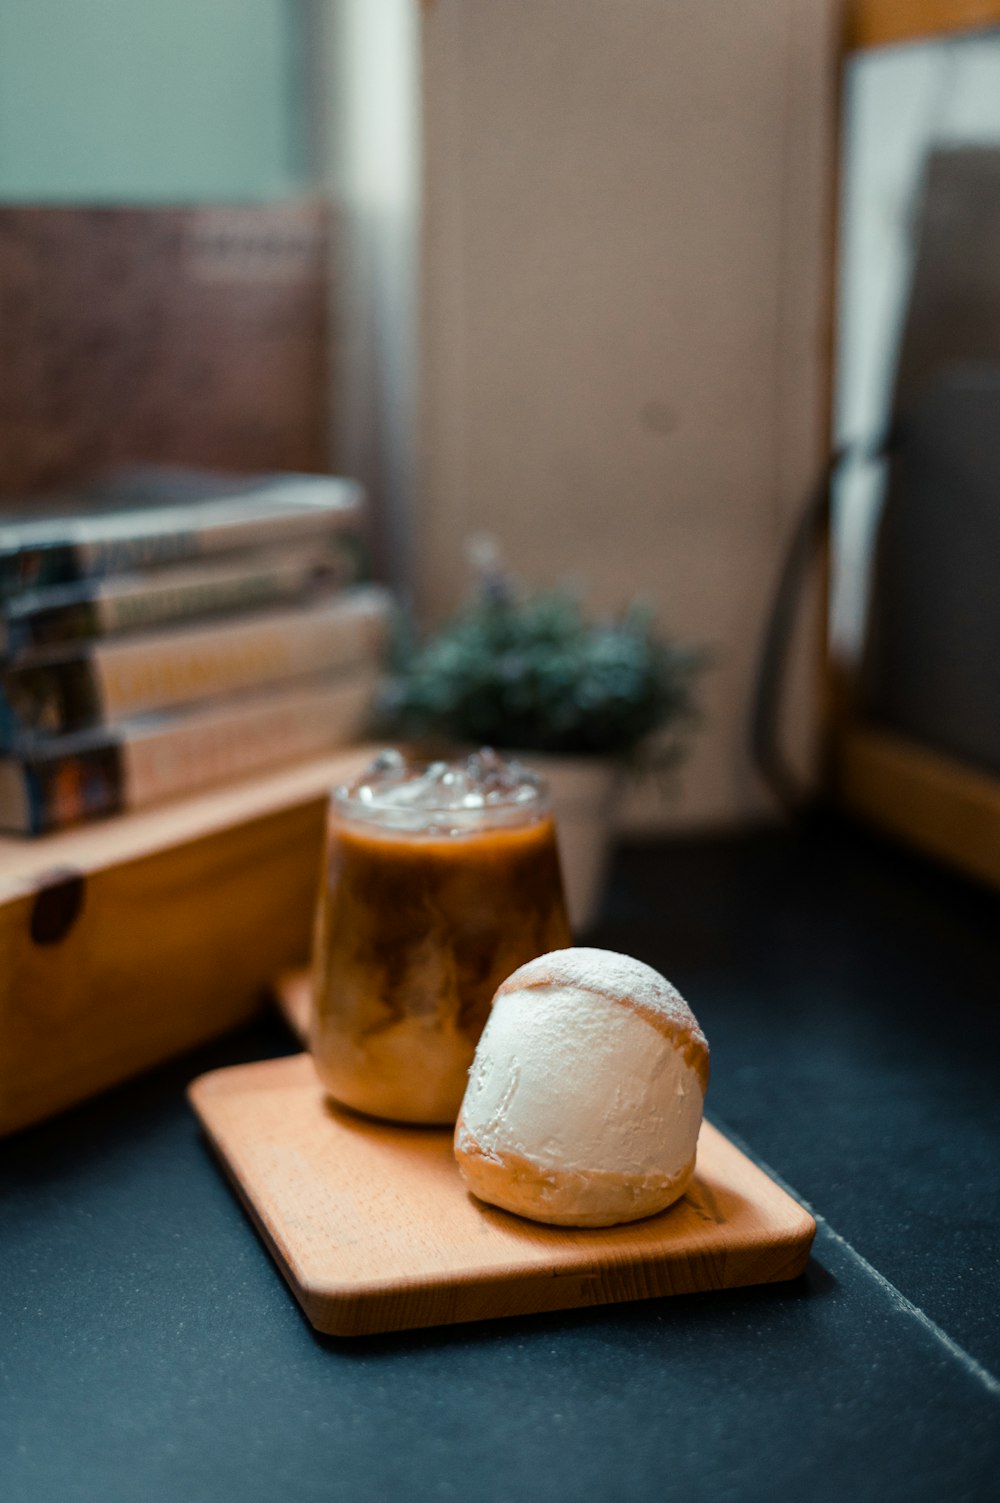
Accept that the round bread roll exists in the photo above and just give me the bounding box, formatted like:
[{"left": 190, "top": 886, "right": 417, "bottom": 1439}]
[{"left": 454, "top": 947, "right": 709, "bottom": 1227}]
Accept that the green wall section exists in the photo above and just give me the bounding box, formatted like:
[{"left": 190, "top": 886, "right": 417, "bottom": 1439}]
[{"left": 0, "top": 0, "right": 307, "bottom": 201}]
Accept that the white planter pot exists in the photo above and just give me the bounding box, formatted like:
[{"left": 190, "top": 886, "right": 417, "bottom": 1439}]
[{"left": 518, "top": 753, "right": 620, "bottom": 935}]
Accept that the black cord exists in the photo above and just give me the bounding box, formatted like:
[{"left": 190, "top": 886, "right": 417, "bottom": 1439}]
[{"left": 749, "top": 430, "right": 898, "bottom": 813}]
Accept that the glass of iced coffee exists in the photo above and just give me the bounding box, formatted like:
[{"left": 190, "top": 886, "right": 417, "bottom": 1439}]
[{"left": 311, "top": 748, "right": 572, "bottom": 1124}]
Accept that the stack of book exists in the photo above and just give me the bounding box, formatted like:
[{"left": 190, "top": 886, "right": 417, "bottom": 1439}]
[{"left": 0, "top": 470, "right": 389, "bottom": 834}]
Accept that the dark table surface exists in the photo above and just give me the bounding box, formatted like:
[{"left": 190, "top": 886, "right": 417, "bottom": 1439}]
[{"left": 3, "top": 815, "right": 999, "bottom": 1503}]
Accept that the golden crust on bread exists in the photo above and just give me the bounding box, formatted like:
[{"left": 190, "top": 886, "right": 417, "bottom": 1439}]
[{"left": 455, "top": 1129, "right": 696, "bottom": 1228}]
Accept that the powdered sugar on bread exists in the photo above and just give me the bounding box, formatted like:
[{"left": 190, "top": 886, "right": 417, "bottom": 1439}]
[
  {"left": 455, "top": 947, "right": 709, "bottom": 1227},
  {"left": 494, "top": 947, "right": 709, "bottom": 1089}
]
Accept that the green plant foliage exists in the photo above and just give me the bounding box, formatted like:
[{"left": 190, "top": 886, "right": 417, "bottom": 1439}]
[{"left": 380, "top": 570, "right": 704, "bottom": 762}]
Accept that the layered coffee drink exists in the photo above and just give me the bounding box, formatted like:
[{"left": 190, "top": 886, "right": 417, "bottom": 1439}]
[{"left": 311, "top": 749, "right": 572, "bottom": 1124}]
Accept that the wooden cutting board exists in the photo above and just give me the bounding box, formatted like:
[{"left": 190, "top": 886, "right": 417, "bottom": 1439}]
[{"left": 189, "top": 1054, "right": 815, "bottom": 1338}]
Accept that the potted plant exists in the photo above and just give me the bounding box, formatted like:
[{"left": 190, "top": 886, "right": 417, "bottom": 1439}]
[{"left": 378, "top": 539, "right": 703, "bottom": 930}]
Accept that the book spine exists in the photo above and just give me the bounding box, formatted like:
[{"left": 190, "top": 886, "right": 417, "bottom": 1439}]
[
  {"left": 18, "top": 744, "right": 125, "bottom": 834},
  {"left": 121, "top": 675, "right": 375, "bottom": 809},
  {"left": 94, "top": 547, "right": 357, "bottom": 638},
  {"left": 2, "top": 597, "right": 101, "bottom": 656},
  {"left": 93, "top": 588, "right": 389, "bottom": 724},
  {"left": 72, "top": 504, "right": 361, "bottom": 579},
  {"left": 3, "top": 538, "right": 365, "bottom": 653},
  {"left": 1, "top": 659, "right": 102, "bottom": 745},
  {"left": 0, "top": 478, "right": 365, "bottom": 593},
  {"left": 9, "top": 675, "right": 376, "bottom": 833},
  {"left": 0, "top": 587, "right": 390, "bottom": 743},
  {"left": 0, "top": 545, "right": 78, "bottom": 597},
  {"left": 95, "top": 538, "right": 366, "bottom": 638}
]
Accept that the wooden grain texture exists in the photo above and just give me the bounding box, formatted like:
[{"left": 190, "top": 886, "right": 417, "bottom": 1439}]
[
  {"left": 847, "top": 0, "right": 1000, "bottom": 50},
  {"left": 189, "top": 1053, "right": 816, "bottom": 1338},
  {"left": 838, "top": 724, "right": 1000, "bottom": 890},
  {"left": 0, "top": 749, "right": 371, "bottom": 1136}
]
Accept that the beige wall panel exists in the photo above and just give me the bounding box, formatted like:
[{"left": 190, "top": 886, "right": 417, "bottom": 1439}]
[{"left": 420, "top": 0, "right": 837, "bottom": 828}]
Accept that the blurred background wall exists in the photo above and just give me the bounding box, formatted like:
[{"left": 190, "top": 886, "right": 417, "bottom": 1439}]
[
  {"left": 0, "top": 0, "right": 307, "bottom": 202},
  {"left": 418, "top": 0, "right": 838, "bottom": 830}
]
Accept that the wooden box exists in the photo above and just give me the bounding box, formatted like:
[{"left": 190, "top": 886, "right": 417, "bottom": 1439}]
[{"left": 0, "top": 749, "right": 369, "bottom": 1137}]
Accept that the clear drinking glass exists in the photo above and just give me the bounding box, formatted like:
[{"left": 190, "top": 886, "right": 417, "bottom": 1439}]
[{"left": 310, "top": 749, "right": 572, "bottom": 1124}]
